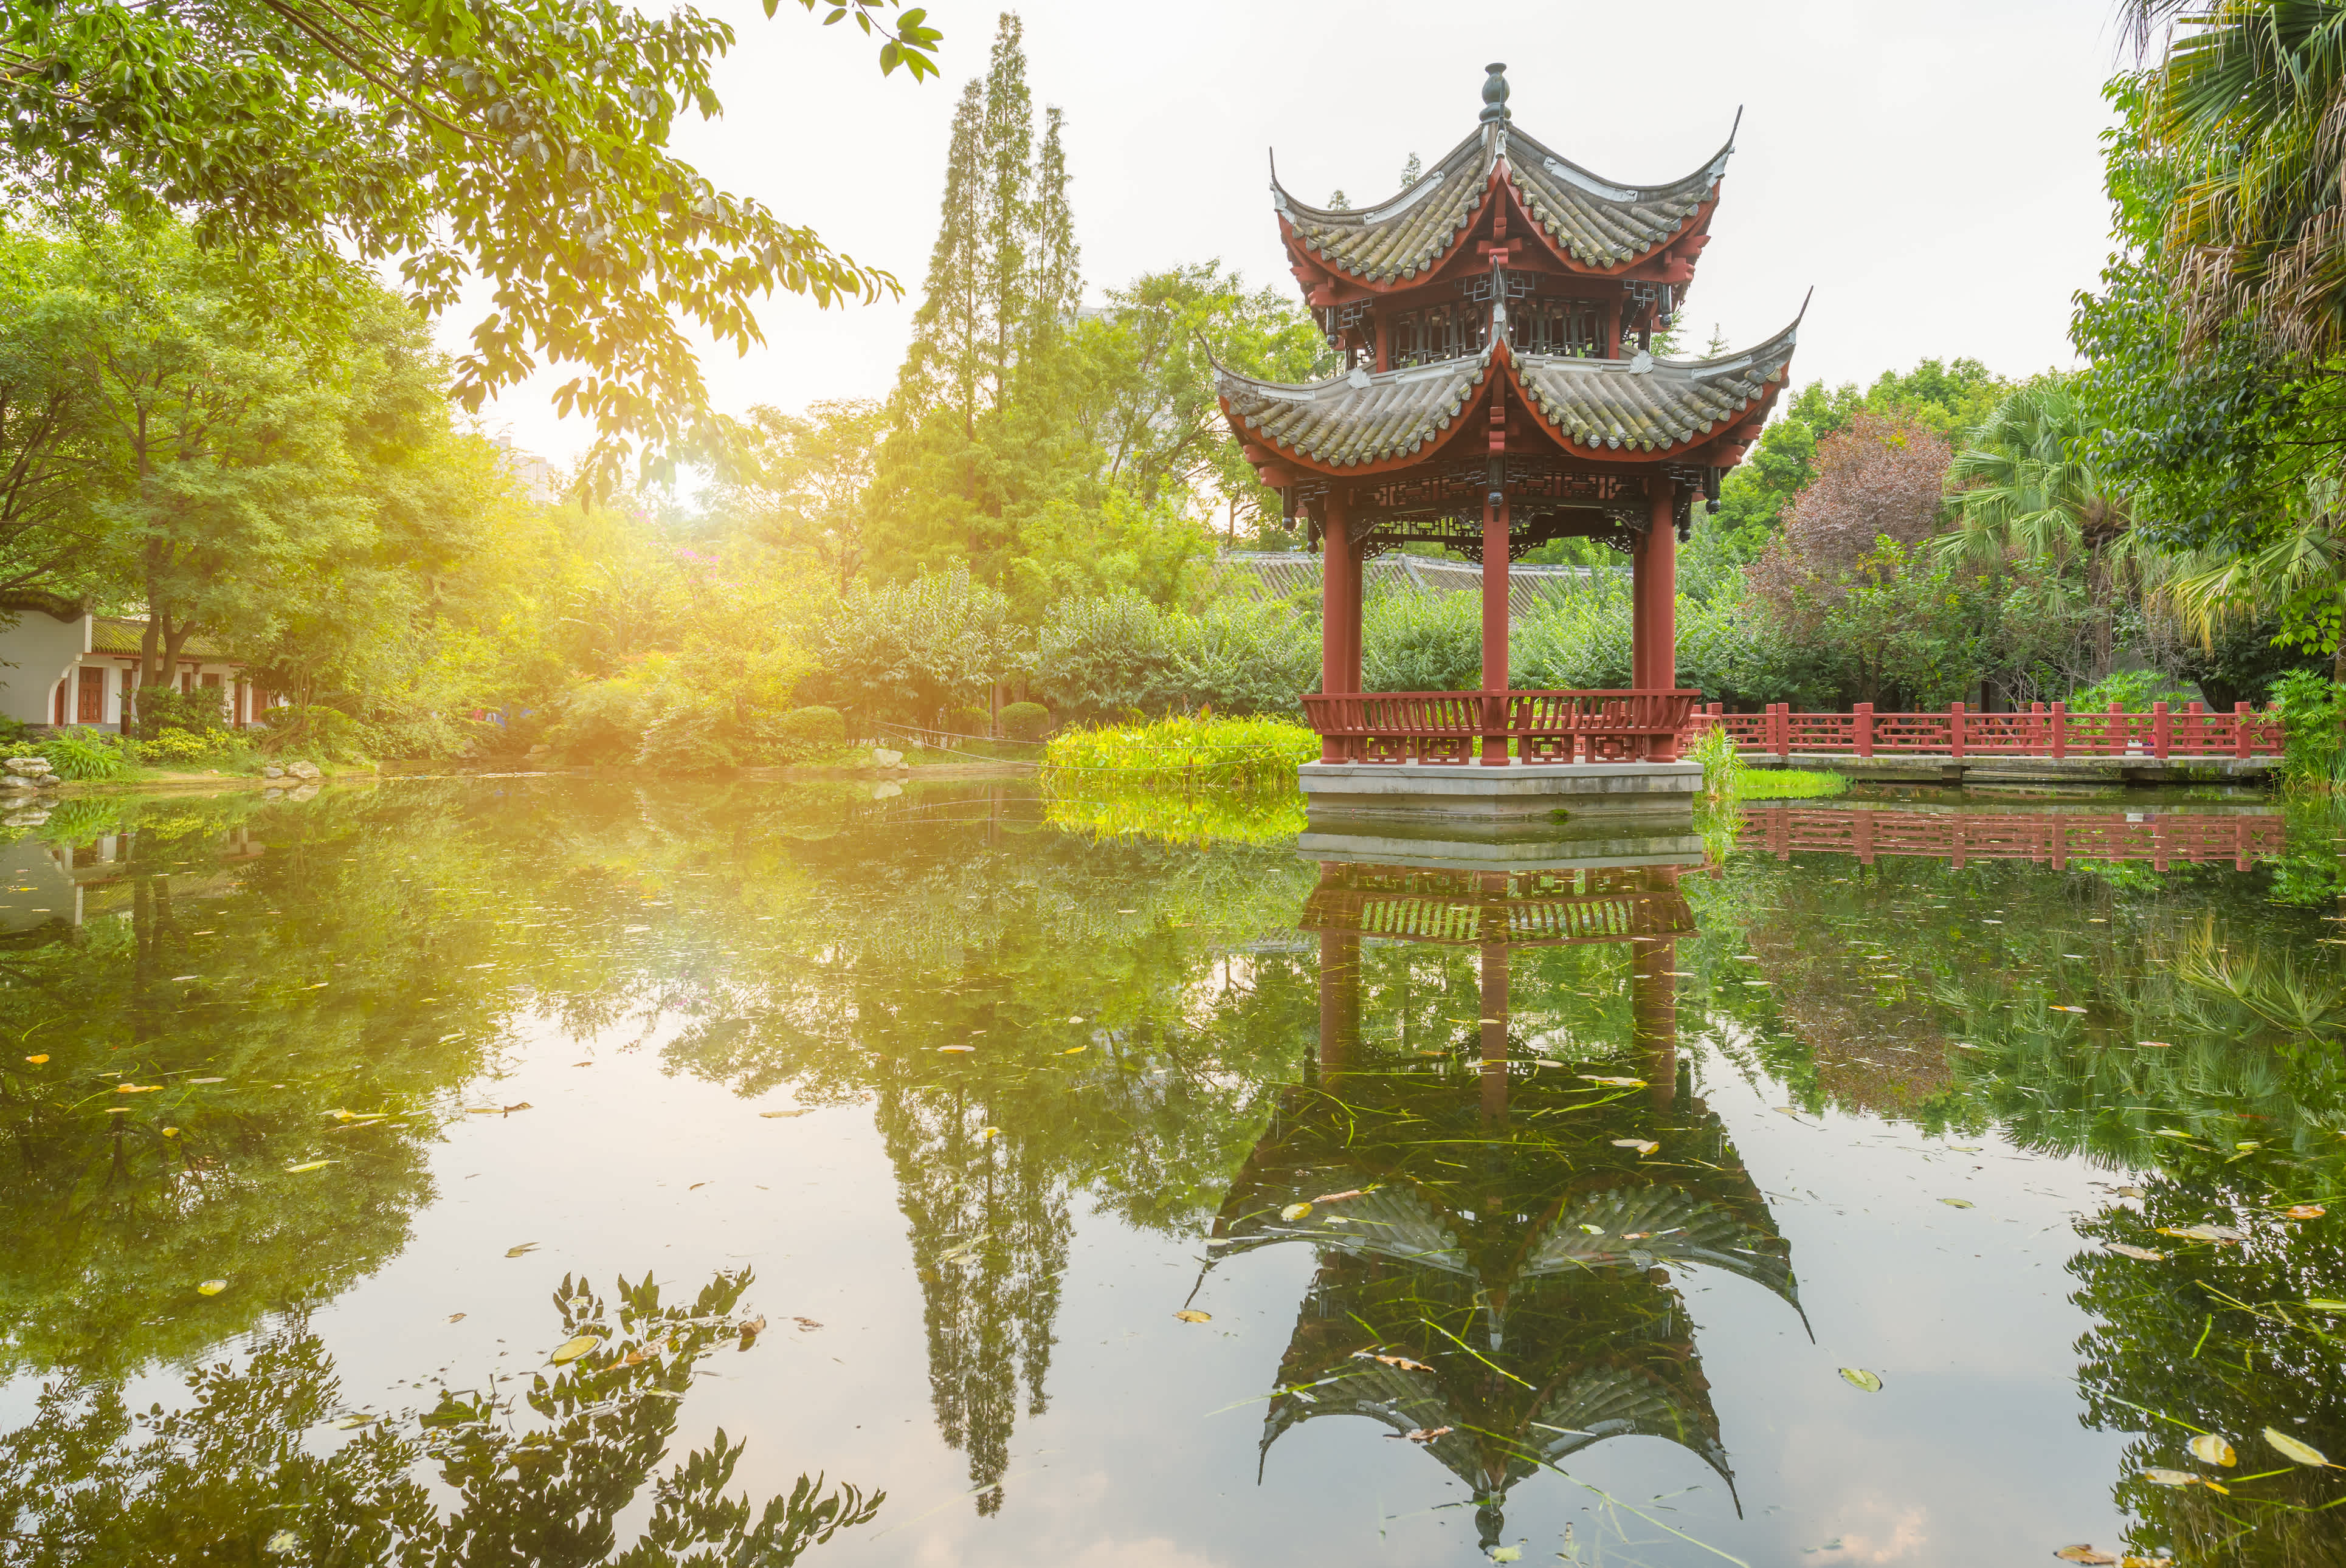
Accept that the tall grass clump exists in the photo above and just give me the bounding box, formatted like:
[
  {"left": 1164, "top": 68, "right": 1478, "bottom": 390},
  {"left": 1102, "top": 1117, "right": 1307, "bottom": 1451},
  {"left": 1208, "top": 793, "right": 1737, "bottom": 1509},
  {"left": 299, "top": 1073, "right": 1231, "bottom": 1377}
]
[
  {"left": 1361, "top": 588, "right": 1483, "bottom": 691},
  {"left": 2272, "top": 670, "right": 2346, "bottom": 793},
  {"left": 35, "top": 727, "right": 135, "bottom": 780},
  {"left": 1040, "top": 714, "right": 1318, "bottom": 793},
  {"left": 1684, "top": 721, "right": 1744, "bottom": 803},
  {"left": 1737, "top": 768, "right": 1849, "bottom": 800}
]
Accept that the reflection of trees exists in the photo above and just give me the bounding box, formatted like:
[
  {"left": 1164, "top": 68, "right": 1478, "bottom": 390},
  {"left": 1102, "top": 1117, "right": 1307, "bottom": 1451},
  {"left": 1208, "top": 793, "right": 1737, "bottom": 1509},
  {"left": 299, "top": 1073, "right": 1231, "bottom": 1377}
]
[
  {"left": 0, "top": 1267, "right": 881, "bottom": 1566},
  {"left": 2068, "top": 1159, "right": 2346, "bottom": 1566}
]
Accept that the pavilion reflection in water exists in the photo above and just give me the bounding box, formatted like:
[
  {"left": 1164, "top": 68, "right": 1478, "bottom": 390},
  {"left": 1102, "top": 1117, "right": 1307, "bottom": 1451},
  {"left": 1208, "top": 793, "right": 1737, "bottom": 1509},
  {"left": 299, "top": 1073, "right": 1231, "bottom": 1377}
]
[{"left": 1209, "top": 834, "right": 1803, "bottom": 1550}]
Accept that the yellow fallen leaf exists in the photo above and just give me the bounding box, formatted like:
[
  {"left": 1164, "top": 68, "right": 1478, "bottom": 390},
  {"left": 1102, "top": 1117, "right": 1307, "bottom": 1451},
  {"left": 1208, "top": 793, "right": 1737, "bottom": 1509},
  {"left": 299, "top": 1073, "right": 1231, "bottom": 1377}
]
[
  {"left": 1174, "top": 1309, "right": 1211, "bottom": 1323},
  {"left": 1063, "top": 1045, "right": 1086, "bottom": 1054},
  {"left": 759, "top": 1109, "right": 811, "bottom": 1118},
  {"left": 2105, "top": 1243, "right": 2167, "bottom": 1261},
  {"left": 196, "top": 1279, "right": 227, "bottom": 1296},
  {"left": 2053, "top": 1547, "right": 2115, "bottom": 1564},
  {"left": 506, "top": 1243, "right": 538, "bottom": 1258},
  {"left": 447, "top": 1313, "right": 466, "bottom": 1322},
  {"left": 2286, "top": 1204, "right": 2326, "bottom": 1220},
  {"left": 160, "top": 1127, "right": 178, "bottom": 1137},
  {"left": 1579, "top": 1075, "right": 1645, "bottom": 1088},
  {"left": 1612, "top": 1138, "right": 1659, "bottom": 1156},
  {"left": 2141, "top": 1468, "right": 2198, "bottom": 1487},
  {"left": 1839, "top": 1367, "right": 1883, "bottom": 1392},
  {"left": 2188, "top": 1432, "right": 2236, "bottom": 1467},
  {"left": 23, "top": 1054, "right": 45, "bottom": 1064},
  {"left": 939, "top": 1045, "right": 975, "bottom": 1053},
  {"left": 1280, "top": 1202, "right": 1313, "bottom": 1222},
  {"left": 1940, "top": 1198, "right": 1975, "bottom": 1209},
  {"left": 284, "top": 1160, "right": 336, "bottom": 1173},
  {"left": 981, "top": 1127, "right": 1001, "bottom": 1139},
  {"left": 2265, "top": 1427, "right": 2335, "bottom": 1468},
  {"left": 115, "top": 1083, "right": 162, "bottom": 1094},
  {"left": 550, "top": 1334, "right": 601, "bottom": 1364},
  {"left": 1353, "top": 1350, "right": 1435, "bottom": 1372}
]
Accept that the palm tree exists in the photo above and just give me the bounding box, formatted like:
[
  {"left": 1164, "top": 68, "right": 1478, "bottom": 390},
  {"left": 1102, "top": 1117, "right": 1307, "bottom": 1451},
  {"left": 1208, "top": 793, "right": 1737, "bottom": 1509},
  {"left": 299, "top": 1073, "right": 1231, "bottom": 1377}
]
[
  {"left": 2124, "top": 0, "right": 2346, "bottom": 362},
  {"left": 2160, "top": 478, "right": 2346, "bottom": 681},
  {"left": 1937, "top": 384, "right": 2134, "bottom": 672}
]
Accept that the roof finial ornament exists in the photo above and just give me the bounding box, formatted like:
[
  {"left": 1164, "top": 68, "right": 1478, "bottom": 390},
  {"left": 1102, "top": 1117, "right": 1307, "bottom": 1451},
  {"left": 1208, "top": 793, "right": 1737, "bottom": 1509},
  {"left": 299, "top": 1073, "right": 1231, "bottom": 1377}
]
[{"left": 1479, "top": 62, "right": 1511, "bottom": 123}]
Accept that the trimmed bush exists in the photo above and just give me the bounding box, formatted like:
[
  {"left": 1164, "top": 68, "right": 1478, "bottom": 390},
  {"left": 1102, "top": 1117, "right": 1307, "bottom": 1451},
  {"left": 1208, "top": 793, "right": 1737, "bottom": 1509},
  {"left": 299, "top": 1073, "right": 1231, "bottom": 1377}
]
[
  {"left": 1040, "top": 714, "right": 1318, "bottom": 792},
  {"left": 945, "top": 706, "right": 994, "bottom": 739},
  {"left": 135, "top": 728, "right": 231, "bottom": 766},
  {"left": 131, "top": 687, "right": 229, "bottom": 741},
  {"left": 998, "top": 701, "right": 1052, "bottom": 742}
]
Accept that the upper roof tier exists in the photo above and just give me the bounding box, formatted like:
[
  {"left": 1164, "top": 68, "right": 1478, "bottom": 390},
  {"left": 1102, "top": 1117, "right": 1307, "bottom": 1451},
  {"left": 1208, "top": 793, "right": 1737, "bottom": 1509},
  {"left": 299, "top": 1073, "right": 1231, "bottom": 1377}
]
[
  {"left": 1272, "top": 66, "right": 1734, "bottom": 290},
  {"left": 1216, "top": 310, "right": 1800, "bottom": 474}
]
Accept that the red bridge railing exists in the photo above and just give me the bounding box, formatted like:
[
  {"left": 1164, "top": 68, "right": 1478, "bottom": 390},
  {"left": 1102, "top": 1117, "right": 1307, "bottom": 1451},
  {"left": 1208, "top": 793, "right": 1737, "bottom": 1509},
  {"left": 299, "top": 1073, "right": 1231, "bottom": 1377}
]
[
  {"left": 1692, "top": 700, "right": 2283, "bottom": 761},
  {"left": 1300, "top": 689, "right": 1701, "bottom": 765},
  {"left": 1742, "top": 805, "right": 2283, "bottom": 869}
]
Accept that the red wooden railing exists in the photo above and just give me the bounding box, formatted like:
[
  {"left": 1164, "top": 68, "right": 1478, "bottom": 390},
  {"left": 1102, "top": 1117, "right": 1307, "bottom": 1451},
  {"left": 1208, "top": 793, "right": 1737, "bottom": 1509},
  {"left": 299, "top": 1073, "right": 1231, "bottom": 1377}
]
[
  {"left": 1690, "top": 700, "right": 2284, "bottom": 761},
  {"left": 1742, "top": 805, "right": 2282, "bottom": 868},
  {"left": 1300, "top": 689, "right": 1702, "bottom": 764}
]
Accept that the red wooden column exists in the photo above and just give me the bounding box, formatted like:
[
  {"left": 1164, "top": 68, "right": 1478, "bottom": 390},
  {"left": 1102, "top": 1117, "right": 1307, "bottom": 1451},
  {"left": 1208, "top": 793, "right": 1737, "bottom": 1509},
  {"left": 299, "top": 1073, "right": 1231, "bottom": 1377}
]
[
  {"left": 1320, "top": 497, "right": 1362, "bottom": 763},
  {"left": 1632, "top": 483, "right": 1678, "bottom": 760},
  {"left": 1480, "top": 473, "right": 1511, "bottom": 766}
]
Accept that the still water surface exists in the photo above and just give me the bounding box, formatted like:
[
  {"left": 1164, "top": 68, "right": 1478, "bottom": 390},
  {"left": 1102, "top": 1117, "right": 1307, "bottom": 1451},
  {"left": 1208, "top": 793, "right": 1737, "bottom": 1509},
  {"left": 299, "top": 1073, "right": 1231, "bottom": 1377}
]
[{"left": 2, "top": 779, "right": 2341, "bottom": 1566}]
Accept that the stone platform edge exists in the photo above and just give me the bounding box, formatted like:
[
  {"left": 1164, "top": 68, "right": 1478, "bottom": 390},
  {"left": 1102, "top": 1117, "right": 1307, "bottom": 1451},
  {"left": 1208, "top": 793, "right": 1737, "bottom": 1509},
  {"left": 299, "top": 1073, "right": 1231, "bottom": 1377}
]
[{"left": 1297, "top": 760, "right": 1701, "bottom": 820}]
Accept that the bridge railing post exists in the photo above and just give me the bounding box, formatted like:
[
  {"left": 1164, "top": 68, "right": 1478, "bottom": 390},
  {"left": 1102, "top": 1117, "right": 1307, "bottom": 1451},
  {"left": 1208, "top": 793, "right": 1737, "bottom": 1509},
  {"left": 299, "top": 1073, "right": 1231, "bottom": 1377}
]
[
  {"left": 2152, "top": 700, "right": 2171, "bottom": 760},
  {"left": 2235, "top": 701, "right": 2254, "bottom": 761},
  {"left": 1949, "top": 701, "right": 1966, "bottom": 760},
  {"left": 1772, "top": 703, "right": 1789, "bottom": 759},
  {"left": 1854, "top": 701, "right": 1874, "bottom": 757},
  {"left": 2051, "top": 700, "right": 2067, "bottom": 759}
]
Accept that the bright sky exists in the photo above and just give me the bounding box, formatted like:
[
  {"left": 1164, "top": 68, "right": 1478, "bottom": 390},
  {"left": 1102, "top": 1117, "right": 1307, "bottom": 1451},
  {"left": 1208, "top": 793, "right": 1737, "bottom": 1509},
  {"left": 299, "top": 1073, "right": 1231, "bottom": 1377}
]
[{"left": 464, "top": 0, "right": 2127, "bottom": 473}]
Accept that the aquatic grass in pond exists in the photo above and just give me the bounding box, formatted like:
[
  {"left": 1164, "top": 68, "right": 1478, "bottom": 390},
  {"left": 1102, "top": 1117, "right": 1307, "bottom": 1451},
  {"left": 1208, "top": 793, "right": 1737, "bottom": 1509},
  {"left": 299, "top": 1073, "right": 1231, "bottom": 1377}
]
[
  {"left": 1038, "top": 713, "right": 1317, "bottom": 791},
  {"left": 1737, "top": 767, "right": 1848, "bottom": 800},
  {"left": 1043, "top": 785, "right": 1303, "bottom": 845}
]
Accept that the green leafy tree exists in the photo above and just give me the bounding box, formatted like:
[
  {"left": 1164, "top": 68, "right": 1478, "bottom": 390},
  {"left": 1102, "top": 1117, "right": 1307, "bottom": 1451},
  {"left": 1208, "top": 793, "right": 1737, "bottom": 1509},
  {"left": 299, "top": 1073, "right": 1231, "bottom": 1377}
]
[{"left": 0, "top": 0, "right": 944, "bottom": 486}]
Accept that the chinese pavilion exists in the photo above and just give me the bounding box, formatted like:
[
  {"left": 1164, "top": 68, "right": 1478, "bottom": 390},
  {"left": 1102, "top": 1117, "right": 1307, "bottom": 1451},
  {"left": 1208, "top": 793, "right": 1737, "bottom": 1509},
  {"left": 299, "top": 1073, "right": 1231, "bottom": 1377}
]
[
  {"left": 1198, "top": 850, "right": 1803, "bottom": 1550},
  {"left": 1218, "top": 64, "right": 1801, "bottom": 790}
]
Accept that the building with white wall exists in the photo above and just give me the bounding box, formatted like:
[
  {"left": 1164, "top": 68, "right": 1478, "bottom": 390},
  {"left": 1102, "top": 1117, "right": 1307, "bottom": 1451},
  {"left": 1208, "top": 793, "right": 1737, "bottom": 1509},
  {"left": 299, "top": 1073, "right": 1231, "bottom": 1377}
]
[{"left": 0, "top": 596, "right": 280, "bottom": 733}]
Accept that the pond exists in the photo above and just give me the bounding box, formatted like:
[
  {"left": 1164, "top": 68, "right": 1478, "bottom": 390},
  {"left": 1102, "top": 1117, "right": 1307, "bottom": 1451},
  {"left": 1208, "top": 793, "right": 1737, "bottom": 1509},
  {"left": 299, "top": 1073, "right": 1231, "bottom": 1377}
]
[{"left": 2, "top": 778, "right": 2342, "bottom": 1567}]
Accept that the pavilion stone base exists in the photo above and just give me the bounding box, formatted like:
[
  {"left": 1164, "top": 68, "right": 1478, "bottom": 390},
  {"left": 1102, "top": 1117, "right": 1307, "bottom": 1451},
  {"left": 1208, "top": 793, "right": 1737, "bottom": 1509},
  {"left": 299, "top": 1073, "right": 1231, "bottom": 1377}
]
[
  {"left": 1298, "top": 816, "right": 1704, "bottom": 873},
  {"left": 1297, "top": 760, "right": 1702, "bottom": 825}
]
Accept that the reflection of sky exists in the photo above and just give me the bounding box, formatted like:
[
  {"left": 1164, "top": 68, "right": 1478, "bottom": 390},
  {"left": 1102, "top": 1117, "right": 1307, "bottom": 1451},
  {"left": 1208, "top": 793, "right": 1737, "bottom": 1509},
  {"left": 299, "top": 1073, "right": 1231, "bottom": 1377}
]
[
  {"left": 0, "top": 835, "right": 79, "bottom": 932},
  {"left": 146, "top": 1008, "right": 2134, "bottom": 1567}
]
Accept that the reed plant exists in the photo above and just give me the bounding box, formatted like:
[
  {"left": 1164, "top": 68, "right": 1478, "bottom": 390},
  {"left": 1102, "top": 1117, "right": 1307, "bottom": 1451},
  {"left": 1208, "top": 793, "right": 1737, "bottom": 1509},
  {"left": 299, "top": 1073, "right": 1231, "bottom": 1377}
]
[{"left": 1038, "top": 714, "right": 1319, "bottom": 792}]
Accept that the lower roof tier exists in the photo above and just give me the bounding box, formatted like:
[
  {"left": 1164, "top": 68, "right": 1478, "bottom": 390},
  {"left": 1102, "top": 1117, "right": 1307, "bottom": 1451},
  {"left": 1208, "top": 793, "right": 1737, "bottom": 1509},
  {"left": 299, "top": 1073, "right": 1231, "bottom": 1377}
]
[{"left": 1218, "top": 312, "right": 1799, "bottom": 475}]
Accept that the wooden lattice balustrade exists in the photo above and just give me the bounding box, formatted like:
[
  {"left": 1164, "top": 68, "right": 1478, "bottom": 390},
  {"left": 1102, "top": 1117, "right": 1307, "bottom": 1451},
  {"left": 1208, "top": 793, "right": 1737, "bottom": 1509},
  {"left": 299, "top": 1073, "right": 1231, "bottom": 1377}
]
[
  {"left": 1301, "top": 689, "right": 1702, "bottom": 764},
  {"left": 1693, "top": 701, "right": 2284, "bottom": 760}
]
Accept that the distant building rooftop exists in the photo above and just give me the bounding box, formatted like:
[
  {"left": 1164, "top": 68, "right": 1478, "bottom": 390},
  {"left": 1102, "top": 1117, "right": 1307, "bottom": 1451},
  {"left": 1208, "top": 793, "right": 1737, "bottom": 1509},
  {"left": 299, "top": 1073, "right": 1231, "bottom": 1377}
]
[{"left": 1202, "top": 551, "right": 1610, "bottom": 621}]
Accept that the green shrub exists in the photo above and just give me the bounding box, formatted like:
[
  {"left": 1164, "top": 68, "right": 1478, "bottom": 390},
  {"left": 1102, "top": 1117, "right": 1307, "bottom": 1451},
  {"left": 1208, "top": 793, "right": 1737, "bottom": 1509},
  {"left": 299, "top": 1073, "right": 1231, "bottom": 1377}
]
[
  {"left": 136, "top": 727, "right": 232, "bottom": 766},
  {"left": 945, "top": 706, "right": 993, "bottom": 739},
  {"left": 1038, "top": 594, "right": 1316, "bottom": 723},
  {"left": 1737, "top": 768, "right": 1849, "bottom": 800},
  {"left": 767, "top": 706, "right": 846, "bottom": 760},
  {"left": 998, "top": 701, "right": 1052, "bottom": 742},
  {"left": 1685, "top": 722, "right": 1744, "bottom": 803},
  {"left": 2273, "top": 670, "right": 2346, "bottom": 792},
  {"left": 2071, "top": 669, "right": 2202, "bottom": 713},
  {"left": 1040, "top": 714, "right": 1318, "bottom": 792},
  {"left": 35, "top": 727, "right": 135, "bottom": 780},
  {"left": 130, "top": 687, "right": 228, "bottom": 741},
  {"left": 1362, "top": 588, "right": 1483, "bottom": 692}
]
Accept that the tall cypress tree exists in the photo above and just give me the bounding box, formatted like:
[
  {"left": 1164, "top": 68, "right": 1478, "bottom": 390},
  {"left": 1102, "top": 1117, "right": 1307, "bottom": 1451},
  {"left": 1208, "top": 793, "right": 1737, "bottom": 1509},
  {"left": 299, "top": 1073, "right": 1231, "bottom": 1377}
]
[
  {"left": 1028, "top": 105, "right": 1082, "bottom": 352},
  {"left": 898, "top": 79, "right": 987, "bottom": 440},
  {"left": 979, "top": 14, "right": 1034, "bottom": 417}
]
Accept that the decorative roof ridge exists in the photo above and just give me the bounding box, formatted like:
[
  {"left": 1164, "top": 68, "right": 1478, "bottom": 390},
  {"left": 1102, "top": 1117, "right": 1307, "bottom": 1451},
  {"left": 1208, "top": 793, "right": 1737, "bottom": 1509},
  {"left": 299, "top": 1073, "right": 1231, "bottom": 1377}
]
[
  {"left": 1268, "top": 123, "right": 1491, "bottom": 227},
  {"left": 1214, "top": 342, "right": 1494, "bottom": 402},
  {"left": 1504, "top": 114, "right": 1739, "bottom": 208},
  {"left": 1518, "top": 298, "right": 1805, "bottom": 384}
]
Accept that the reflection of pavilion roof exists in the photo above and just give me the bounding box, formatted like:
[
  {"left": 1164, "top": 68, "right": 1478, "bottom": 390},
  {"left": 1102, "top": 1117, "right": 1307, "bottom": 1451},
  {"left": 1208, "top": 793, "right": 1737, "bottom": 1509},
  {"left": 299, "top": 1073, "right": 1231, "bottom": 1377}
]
[{"left": 1299, "top": 863, "right": 1696, "bottom": 947}]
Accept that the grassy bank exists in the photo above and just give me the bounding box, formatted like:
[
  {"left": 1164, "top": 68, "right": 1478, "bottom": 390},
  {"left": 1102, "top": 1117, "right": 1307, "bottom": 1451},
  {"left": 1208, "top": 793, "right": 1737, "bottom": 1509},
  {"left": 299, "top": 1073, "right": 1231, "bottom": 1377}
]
[{"left": 1738, "top": 768, "right": 1849, "bottom": 800}]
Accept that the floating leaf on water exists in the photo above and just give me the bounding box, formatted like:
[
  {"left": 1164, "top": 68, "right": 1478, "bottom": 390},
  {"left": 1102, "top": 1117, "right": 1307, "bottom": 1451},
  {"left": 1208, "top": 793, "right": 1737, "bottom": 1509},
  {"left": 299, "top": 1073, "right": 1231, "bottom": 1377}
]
[
  {"left": 1399, "top": 1425, "right": 1453, "bottom": 1443},
  {"left": 22, "top": 1054, "right": 45, "bottom": 1064},
  {"left": 1939, "top": 1198, "right": 1975, "bottom": 1209},
  {"left": 737, "top": 1316, "right": 765, "bottom": 1350},
  {"left": 447, "top": 1313, "right": 466, "bottom": 1322},
  {"left": 1353, "top": 1350, "right": 1435, "bottom": 1372},
  {"left": 264, "top": 1530, "right": 300, "bottom": 1555},
  {"left": 2305, "top": 1299, "right": 2346, "bottom": 1311},
  {"left": 938, "top": 1045, "right": 975, "bottom": 1053},
  {"left": 2105, "top": 1243, "right": 2167, "bottom": 1261},
  {"left": 506, "top": 1243, "right": 538, "bottom": 1258},
  {"left": 188, "top": 1077, "right": 224, "bottom": 1084},
  {"left": 1838, "top": 1367, "right": 1883, "bottom": 1392},
  {"left": 2286, "top": 1204, "right": 2327, "bottom": 1220},
  {"left": 2135, "top": 1040, "right": 2174, "bottom": 1049},
  {"left": 2265, "top": 1427, "right": 2334, "bottom": 1467},
  {"left": 1313, "top": 1188, "right": 1369, "bottom": 1204},
  {"left": 2053, "top": 1005, "right": 2088, "bottom": 1014},
  {"left": 2188, "top": 1432, "right": 2237, "bottom": 1467},
  {"left": 2053, "top": 1547, "right": 2116, "bottom": 1565},
  {"left": 196, "top": 1279, "right": 227, "bottom": 1296},
  {"left": 1066, "top": 1016, "right": 1085, "bottom": 1023},
  {"left": 1173, "top": 1310, "right": 1212, "bottom": 1324},
  {"left": 2141, "top": 1468, "right": 2198, "bottom": 1487},
  {"left": 980, "top": 1127, "right": 1001, "bottom": 1140},
  {"left": 161, "top": 1127, "right": 178, "bottom": 1137},
  {"left": 2151, "top": 1129, "right": 2195, "bottom": 1140},
  {"left": 1948, "top": 1145, "right": 1982, "bottom": 1153},
  {"left": 759, "top": 1109, "right": 811, "bottom": 1118},
  {"left": 2158, "top": 1224, "right": 2248, "bottom": 1243},
  {"left": 2115, "top": 1187, "right": 2147, "bottom": 1198},
  {"left": 1280, "top": 1202, "right": 1313, "bottom": 1222},
  {"left": 1063, "top": 1045, "right": 1087, "bottom": 1054},
  {"left": 285, "top": 1160, "right": 336, "bottom": 1173},
  {"left": 1490, "top": 1548, "right": 1522, "bottom": 1562},
  {"left": 116, "top": 1083, "right": 161, "bottom": 1094},
  {"left": 1611, "top": 1139, "right": 1660, "bottom": 1156},
  {"left": 1579, "top": 1075, "right": 1644, "bottom": 1088},
  {"left": 1773, "top": 1106, "right": 1804, "bottom": 1118}
]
